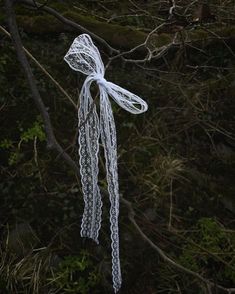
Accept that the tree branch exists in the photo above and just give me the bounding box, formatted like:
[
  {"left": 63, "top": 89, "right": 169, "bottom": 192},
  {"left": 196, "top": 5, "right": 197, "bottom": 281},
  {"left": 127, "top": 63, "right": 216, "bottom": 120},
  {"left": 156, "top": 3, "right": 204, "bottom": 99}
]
[
  {"left": 18, "top": 0, "right": 119, "bottom": 55},
  {"left": 121, "top": 197, "right": 235, "bottom": 294},
  {"left": 5, "top": 0, "right": 80, "bottom": 175},
  {"left": 0, "top": 25, "right": 77, "bottom": 110}
]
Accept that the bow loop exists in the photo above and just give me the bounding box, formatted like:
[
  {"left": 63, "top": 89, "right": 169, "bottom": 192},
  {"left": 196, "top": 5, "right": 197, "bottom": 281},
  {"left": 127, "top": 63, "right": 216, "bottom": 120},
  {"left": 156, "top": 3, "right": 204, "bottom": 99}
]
[
  {"left": 106, "top": 82, "right": 148, "bottom": 114},
  {"left": 64, "top": 34, "right": 104, "bottom": 76}
]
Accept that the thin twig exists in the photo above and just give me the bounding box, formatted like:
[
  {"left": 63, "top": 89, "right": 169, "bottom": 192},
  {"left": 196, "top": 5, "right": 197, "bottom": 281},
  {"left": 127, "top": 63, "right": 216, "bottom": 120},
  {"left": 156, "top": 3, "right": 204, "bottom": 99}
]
[
  {"left": 109, "top": 23, "right": 167, "bottom": 62},
  {"left": 169, "top": 0, "right": 176, "bottom": 17},
  {"left": 0, "top": 25, "right": 77, "bottom": 109},
  {"left": 202, "top": 27, "right": 235, "bottom": 58},
  {"left": 18, "top": 0, "right": 119, "bottom": 55},
  {"left": 32, "top": 0, "right": 48, "bottom": 9},
  {"left": 121, "top": 197, "right": 235, "bottom": 293},
  {"left": 168, "top": 179, "right": 173, "bottom": 230}
]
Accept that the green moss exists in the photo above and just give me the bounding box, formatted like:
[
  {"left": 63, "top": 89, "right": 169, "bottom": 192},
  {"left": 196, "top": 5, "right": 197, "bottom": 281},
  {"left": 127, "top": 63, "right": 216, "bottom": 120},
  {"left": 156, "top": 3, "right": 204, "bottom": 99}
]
[
  {"left": 17, "top": 15, "right": 62, "bottom": 34},
  {"left": 14, "top": 10, "right": 174, "bottom": 51},
  {"left": 15, "top": 10, "right": 235, "bottom": 55},
  {"left": 16, "top": 11, "right": 147, "bottom": 50},
  {"left": 64, "top": 11, "right": 147, "bottom": 50}
]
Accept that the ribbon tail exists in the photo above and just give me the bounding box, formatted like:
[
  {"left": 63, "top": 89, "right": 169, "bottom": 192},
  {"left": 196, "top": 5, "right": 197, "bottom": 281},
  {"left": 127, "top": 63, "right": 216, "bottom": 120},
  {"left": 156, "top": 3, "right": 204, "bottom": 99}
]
[
  {"left": 78, "top": 82, "right": 102, "bottom": 244},
  {"left": 100, "top": 89, "right": 122, "bottom": 293}
]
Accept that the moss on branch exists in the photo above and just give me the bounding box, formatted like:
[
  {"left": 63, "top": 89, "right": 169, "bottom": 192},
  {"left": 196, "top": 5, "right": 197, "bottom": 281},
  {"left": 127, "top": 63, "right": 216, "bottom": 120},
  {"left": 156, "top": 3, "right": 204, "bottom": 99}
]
[{"left": 1, "top": 7, "right": 234, "bottom": 54}]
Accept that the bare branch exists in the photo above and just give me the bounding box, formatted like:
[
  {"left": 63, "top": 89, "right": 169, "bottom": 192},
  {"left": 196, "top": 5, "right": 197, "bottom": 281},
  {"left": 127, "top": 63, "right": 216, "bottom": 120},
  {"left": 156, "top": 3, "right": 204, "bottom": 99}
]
[
  {"left": 121, "top": 197, "right": 235, "bottom": 294},
  {"left": 168, "top": 0, "right": 176, "bottom": 17},
  {"left": 109, "top": 23, "right": 167, "bottom": 62},
  {"left": 32, "top": 0, "right": 48, "bottom": 9},
  {"left": 5, "top": 0, "right": 80, "bottom": 175},
  {"left": 0, "top": 25, "right": 77, "bottom": 109},
  {"left": 18, "top": 0, "right": 119, "bottom": 55}
]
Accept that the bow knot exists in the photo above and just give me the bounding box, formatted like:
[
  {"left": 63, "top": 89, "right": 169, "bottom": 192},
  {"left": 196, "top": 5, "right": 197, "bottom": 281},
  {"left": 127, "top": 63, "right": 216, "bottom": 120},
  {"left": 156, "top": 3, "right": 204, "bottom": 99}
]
[
  {"left": 92, "top": 73, "right": 107, "bottom": 88},
  {"left": 64, "top": 34, "right": 148, "bottom": 293}
]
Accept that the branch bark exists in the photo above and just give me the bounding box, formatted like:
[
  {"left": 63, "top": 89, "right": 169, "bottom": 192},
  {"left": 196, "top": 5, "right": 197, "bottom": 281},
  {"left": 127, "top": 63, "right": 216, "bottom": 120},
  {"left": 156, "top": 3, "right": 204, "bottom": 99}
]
[
  {"left": 0, "top": 25, "right": 77, "bottom": 109},
  {"left": 14, "top": 0, "right": 235, "bottom": 58},
  {"left": 18, "top": 0, "right": 119, "bottom": 54},
  {"left": 121, "top": 197, "right": 235, "bottom": 294},
  {"left": 5, "top": 0, "right": 80, "bottom": 175}
]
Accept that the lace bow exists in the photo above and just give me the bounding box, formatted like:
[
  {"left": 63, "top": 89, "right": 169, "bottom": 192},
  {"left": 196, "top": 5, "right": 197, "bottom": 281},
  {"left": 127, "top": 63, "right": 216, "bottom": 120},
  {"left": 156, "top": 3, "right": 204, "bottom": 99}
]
[{"left": 64, "top": 34, "right": 148, "bottom": 293}]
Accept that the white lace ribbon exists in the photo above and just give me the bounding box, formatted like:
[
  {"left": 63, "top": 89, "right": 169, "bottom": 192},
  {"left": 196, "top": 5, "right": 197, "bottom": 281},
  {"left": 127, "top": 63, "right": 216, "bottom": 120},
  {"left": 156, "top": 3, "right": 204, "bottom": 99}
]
[{"left": 64, "top": 34, "right": 148, "bottom": 293}]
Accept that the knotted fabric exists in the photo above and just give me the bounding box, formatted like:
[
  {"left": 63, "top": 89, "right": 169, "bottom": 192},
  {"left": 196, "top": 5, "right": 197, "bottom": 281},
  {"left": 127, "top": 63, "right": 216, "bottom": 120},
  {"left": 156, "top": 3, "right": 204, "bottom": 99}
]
[{"left": 64, "top": 34, "right": 148, "bottom": 293}]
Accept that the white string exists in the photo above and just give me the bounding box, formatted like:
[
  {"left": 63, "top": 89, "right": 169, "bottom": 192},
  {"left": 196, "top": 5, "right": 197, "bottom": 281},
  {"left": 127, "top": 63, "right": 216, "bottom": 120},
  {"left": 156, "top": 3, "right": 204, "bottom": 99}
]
[{"left": 64, "top": 34, "right": 148, "bottom": 293}]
